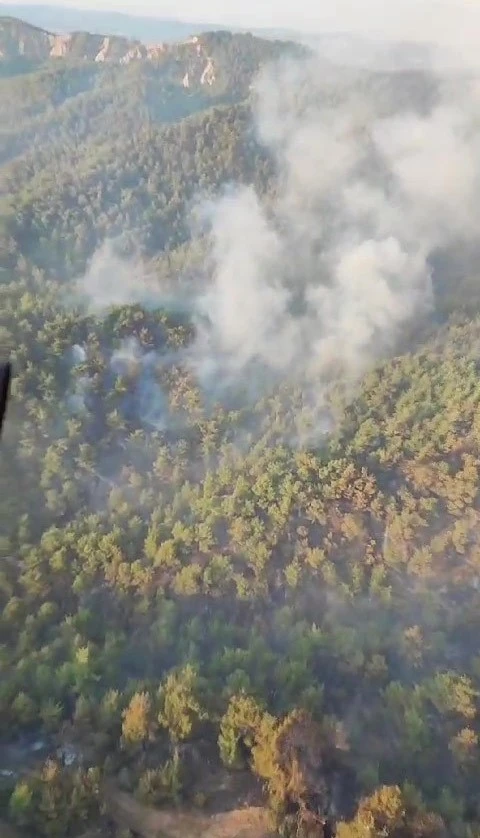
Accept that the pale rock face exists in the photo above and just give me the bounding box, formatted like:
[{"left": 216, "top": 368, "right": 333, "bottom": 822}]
[
  {"left": 146, "top": 43, "right": 167, "bottom": 60},
  {"left": 0, "top": 17, "right": 218, "bottom": 80},
  {"left": 201, "top": 57, "right": 216, "bottom": 86},
  {"left": 49, "top": 33, "right": 73, "bottom": 58},
  {"left": 95, "top": 36, "right": 111, "bottom": 63},
  {"left": 120, "top": 45, "right": 145, "bottom": 64}
]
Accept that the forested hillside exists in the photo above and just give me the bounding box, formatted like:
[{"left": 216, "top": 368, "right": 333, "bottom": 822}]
[{"left": 2, "top": 16, "right": 480, "bottom": 838}]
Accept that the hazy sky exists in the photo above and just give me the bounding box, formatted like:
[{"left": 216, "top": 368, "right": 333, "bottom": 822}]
[{"left": 3, "top": 0, "right": 480, "bottom": 46}]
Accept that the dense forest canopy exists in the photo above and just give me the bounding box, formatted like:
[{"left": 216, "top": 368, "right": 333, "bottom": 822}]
[{"left": 1, "top": 14, "right": 480, "bottom": 838}]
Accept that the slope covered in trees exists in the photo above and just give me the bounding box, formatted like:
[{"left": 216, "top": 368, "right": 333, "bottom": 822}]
[{"left": 1, "top": 16, "right": 480, "bottom": 838}]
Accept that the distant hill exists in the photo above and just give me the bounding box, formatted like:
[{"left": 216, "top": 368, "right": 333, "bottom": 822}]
[
  {"left": 0, "top": 4, "right": 224, "bottom": 42},
  {"left": 0, "top": 14, "right": 211, "bottom": 63},
  {"left": 0, "top": 16, "right": 301, "bottom": 191},
  {"left": 0, "top": 13, "right": 300, "bottom": 69},
  {"left": 0, "top": 3, "right": 297, "bottom": 43},
  {"left": 1, "top": 5, "right": 459, "bottom": 74}
]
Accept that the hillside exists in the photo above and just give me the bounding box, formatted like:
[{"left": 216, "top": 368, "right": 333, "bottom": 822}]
[
  {"left": 0, "top": 13, "right": 215, "bottom": 65},
  {"left": 2, "top": 11, "right": 480, "bottom": 838},
  {"left": 0, "top": 14, "right": 175, "bottom": 63},
  {"left": 0, "top": 14, "right": 298, "bottom": 68}
]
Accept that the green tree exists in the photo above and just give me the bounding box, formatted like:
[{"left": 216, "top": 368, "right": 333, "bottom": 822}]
[
  {"left": 218, "top": 692, "right": 264, "bottom": 769},
  {"left": 158, "top": 665, "right": 205, "bottom": 743}
]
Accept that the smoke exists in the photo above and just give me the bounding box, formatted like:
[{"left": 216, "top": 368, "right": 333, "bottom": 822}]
[
  {"left": 70, "top": 239, "right": 195, "bottom": 317},
  {"left": 188, "top": 54, "right": 480, "bottom": 429},
  {"left": 110, "top": 337, "right": 169, "bottom": 431},
  {"left": 280, "top": 0, "right": 480, "bottom": 73},
  {"left": 72, "top": 44, "right": 480, "bottom": 448},
  {"left": 71, "top": 240, "right": 150, "bottom": 312}
]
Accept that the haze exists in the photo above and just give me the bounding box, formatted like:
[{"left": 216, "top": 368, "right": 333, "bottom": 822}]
[{"left": 2, "top": 0, "right": 480, "bottom": 48}]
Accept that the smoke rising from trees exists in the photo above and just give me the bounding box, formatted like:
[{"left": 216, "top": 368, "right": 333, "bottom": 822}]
[{"left": 75, "top": 47, "right": 480, "bottom": 445}]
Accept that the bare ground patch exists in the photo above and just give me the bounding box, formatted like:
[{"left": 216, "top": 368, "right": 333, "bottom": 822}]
[{"left": 104, "top": 783, "right": 274, "bottom": 838}]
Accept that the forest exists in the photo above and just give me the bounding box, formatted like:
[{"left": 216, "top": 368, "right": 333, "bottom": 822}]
[{"left": 2, "top": 16, "right": 480, "bottom": 838}]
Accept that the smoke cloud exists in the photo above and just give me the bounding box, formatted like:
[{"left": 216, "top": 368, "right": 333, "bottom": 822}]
[
  {"left": 74, "top": 44, "right": 480, "bottom": 446},
  {"left": 70, "top": 239, "right": 196, "bottom": 318},
  {"left": 71, "top": 240, "right": 161, "bottom": 313}
]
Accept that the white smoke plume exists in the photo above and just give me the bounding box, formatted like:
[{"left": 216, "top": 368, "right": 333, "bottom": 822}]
[
  {"left": 71, "top": 240, "right": 151, "bottom": 312},
  {"left": 188, "top": 53, "right": 480, "bottom": 432},
  {"left": 71, "top": 239, "right": 194, "bottom": 316},
  {"left": 73, "top": 45, "right": 480, "bottom": 446}
]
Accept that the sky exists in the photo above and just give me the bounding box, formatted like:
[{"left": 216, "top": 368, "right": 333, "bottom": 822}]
[{"left": 2, "top": 0, "right": 480, "bottom": 46}]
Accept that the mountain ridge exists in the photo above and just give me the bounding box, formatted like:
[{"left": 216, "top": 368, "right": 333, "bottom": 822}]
[
  {"left": 0, "top": 14, "right": 222, "bottom": 65},
  {"left": 0, "top": 3, "right": 299, "bottom": 43}
]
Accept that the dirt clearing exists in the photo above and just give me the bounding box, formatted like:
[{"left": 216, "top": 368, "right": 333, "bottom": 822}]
[{"left": 104, "top": 784, "right": 274, "bottom": 838}]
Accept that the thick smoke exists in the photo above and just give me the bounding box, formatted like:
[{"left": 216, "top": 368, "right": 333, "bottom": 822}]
[
  {"left": 189, "top": 57, "right": 480, "bottom": 427},
  {"left": 70, "top": 239, "right": 196, "bottom": 317},
  {"left": 71, "top": 240, "right": 161, "bottom": 312},
  {"left": 74, "top": 46, "right": 480, "bottom": 446}
]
